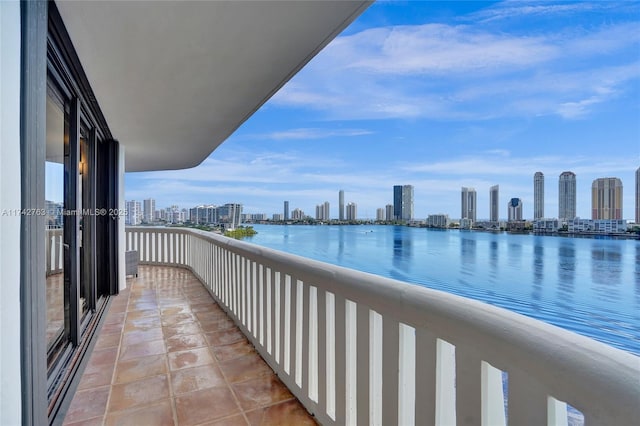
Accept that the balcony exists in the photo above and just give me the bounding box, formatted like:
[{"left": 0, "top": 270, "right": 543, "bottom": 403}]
[
  {"left": 66, "top": 227, "right": 638, "bottom": 425},
  {"left": 63, "top": 265, "right": 316, "bottom": 425}
]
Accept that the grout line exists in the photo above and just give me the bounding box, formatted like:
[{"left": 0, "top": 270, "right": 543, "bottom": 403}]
[
  {"left": 101, "top": 273, "right": 134, "bottom": 426},
  {"left": 85, "top": 266, "right": 313, "bottom": 426},
  {"left": 156, "top": 268, "right": 180, "bottom": 426},
  {"left": 199, "top": 292, "right": 251, "bottom": 425}
]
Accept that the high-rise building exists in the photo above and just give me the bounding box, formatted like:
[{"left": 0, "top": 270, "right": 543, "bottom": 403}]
[
  {"left": 346, "top": 202, "right": 357, "bottom": 221},
  {"left": 292, "top": 208, "right": 305, "bottom": 220},
  {"left": 558, "top": 171, "right": 577, "bottom": 221},
  {"left": 636, "top": 167, "right": 640, "bottom": 223},
  {"left": 218, "top": 203, "right": 243, "bottom": 226},
  {"left": 393, "top": 186, "right": 402, "bottom": 220},
  {"left": 403, "top": 185, "right": 414, "bottom": 220},
  {"left": 393, "top": 185, "right": 414, "bottom": 220},
  {"left": 591, "top": 177, "right": 623, "bottom": 220},
  {"left": 461, "top": 187, "right": 477, "bottom": 222},
  {"left": 508, "top": 198, "right": 523, "bottom": 222},
  {"left": 284, "top": 201, "right": 289, "bottom": 221},
  {"left": 426, "top": 214, "right": 450, "bottom": 228},
  {"left": 143, "top": 198, "right": 155, "bottom": 223},
  {"left": 490, "top": 185, "right": 499, "bottom": 222},
  {"left": 316, "top": 201, "right": 330, "bottom": 220},
  {"left": 339, "top": 190, "right": 345, "bottom": 221},
  {"left": 376, "top": 208, "right": 384, "bottom": 221},
  {"left": 125, "top": 200, "right": 142, "bottom": 225},
  {"left": 534, "top": 172, "right": 544, "bottom": 220},
  {"left": 190, "top": 205, "right": 217, "bottom": 224},
  {"left": 385, "top": 204, "right": 394, "bottom": 221},
  {"left": 167, "top": 205, "right": 183, "bottom": 224}
]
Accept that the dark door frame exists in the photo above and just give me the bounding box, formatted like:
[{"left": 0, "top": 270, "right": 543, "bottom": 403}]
[{"left": 21, "top": 1, "right": 120, "bottom": 424}]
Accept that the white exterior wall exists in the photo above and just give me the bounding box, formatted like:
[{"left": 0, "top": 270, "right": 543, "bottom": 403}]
[
  {"left": 118, "top": 147, "right": 126, "bottom": 290},
  {"left": 0, "top": 2, "right": 23, "bottom": 423}
]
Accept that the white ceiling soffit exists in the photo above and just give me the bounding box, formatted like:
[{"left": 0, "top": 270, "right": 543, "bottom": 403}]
[{"left": 56, "top": 1, "right": 371, "bottom": 172}]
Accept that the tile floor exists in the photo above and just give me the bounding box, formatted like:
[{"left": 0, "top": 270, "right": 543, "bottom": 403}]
[{"left": 63, "top": 266, "right": 317, "bottom": 426}]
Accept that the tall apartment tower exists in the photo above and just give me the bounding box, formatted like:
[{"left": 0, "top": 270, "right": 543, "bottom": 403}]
[
  {"left": 592, "top": 177, "right": 623, "bottom": 220},
  {"left": 376, "top": 208, "right": 384, "bottom": 221},
  {"left": 508, "top": 198, "right": 523, "bottom": 222},
  {"left": 385, "top": 204, "right": 394, "bottom": 221},
  {"left": 346, "top": 202, "right": 357, "bottom": 221},
  {"left": 126, "top": 200, "right": 142, "bottom": 225},
  {"left": 534, "top": 172, "right": 544, "bottom": 219},
  {"left": 461, "top": 187, "right": 477, "bottom": 222},
  {"left": 284, "top": 201, "right": 289, "bottom": 221},
  {"left": 315, "top": 201, "right": 331, "bottom": 220},
  {"left": 489, "top": 185, "right": 499, "bottom": 222},
  {"left": 339, "top": 190, "right": 345, "bottom": 221},
  {"left": 315, "top": 203, "right": 330, "bottom": 221},
  {"left": 393, "top": 186, "right": 402, "bottom": 220},
  {"left": 558, "top": 171, "right": 577, "bottom": 221},
  {"left": 636, "top": 167, "right": 640, "bottom": 223},
  {"left": 143, "top": 198, "right": 155, "bottom": 223},
  {"left": 393, "top": 185, "right": 414, "bottom": 220}
]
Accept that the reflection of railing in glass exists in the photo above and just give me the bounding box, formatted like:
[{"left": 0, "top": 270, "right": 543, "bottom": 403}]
[{"left": 45, "top": 228, "right": 64, "bottom": 276}]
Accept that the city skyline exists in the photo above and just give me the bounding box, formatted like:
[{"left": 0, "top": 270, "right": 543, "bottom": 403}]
[
  {"left": 124, "top": 1, "right": 639, "bottom": 220},
  {"left": 131, "top": 169, "right": 638, "bottom": 223}
]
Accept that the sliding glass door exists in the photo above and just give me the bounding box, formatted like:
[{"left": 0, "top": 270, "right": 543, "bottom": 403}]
[{"left": 45, "top": 80, "right": 70, "bottom": 372}]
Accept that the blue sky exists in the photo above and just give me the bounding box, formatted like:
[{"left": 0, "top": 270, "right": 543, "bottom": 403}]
[{"left": 125, "top": 0, "right": 640, "bottom": 220}]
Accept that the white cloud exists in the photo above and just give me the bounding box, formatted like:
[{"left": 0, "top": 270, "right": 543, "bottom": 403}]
[
  {"left": 338, "top": 24, "right": 558, "bottom": 75},
  {"left": 466, "top": 2, "right": 609, "bottom": 23},
  {"left": 402, "top": 154, "right": 639, "bottom": 178},
  {"left": 270, "top": 17, "right": 639, "bottom": 121},
  {"left": 245, "top": 127, "right": 373, "bottom": 141}
]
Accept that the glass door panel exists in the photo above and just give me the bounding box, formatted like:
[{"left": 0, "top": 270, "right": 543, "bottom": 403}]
[
  {"left": 79, "top": 135, "right": 87, "bottom": 317},
  {"left": 45, "top": 81, "right": 69, "bottom": 368},
  {"left": 80, "top": 131, "right": 97, "bottom": 319}
]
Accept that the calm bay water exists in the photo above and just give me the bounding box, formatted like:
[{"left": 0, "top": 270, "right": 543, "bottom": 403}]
[{"left": 247, "top": 224, "right": 640, "bottom": 355}]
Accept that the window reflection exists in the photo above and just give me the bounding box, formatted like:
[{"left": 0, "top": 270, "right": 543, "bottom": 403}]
[{"left": 45, "top": 81, "right": 68, "bottom": 368}]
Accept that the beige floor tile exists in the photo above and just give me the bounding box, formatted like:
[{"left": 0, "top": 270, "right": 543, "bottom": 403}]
[
  {"left": 170, "top": 364, "right": 227, "bottom": 395},
  {"left": 166, "top": 333, "right": 208, "bottom": 353},
  {"left": 64, "top": 386, "right": 110, "bottom": 424},
  {"left": 175, "top": 387, "right": 240, "bottom": 426},
  {"left": 104, "top": 399, "right": 174, "bottom": 426},
  {"left": 113, "top": 353, "right": 167, "bottom": 384},
  {"left": 168, "top": 347, "right": 215, "bottom": 371},
  {"left": 119, "top": 339, "right": 165, "bottom": 361},
  {"left": 109, "top": 374, "right": 170, "bottom": 412},
  {"left": 218, "top": 352, "right": 272, "bottom": 384},
  {"left": 245, "top": 400, "right": 317, "bottom": 426},
  {"left": 232, "top": 374, "right": 294, "bottom": 411}
]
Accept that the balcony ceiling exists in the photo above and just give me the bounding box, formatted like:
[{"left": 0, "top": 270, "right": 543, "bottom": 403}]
[{"left": 56, "top": 1, "right": 371, "bottom": 172}]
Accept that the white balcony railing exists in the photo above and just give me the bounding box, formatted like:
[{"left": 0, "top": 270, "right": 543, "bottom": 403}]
[{"left": 125, "top": 227, "right": 639, "bottom": 425}]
